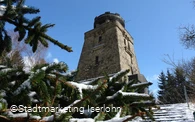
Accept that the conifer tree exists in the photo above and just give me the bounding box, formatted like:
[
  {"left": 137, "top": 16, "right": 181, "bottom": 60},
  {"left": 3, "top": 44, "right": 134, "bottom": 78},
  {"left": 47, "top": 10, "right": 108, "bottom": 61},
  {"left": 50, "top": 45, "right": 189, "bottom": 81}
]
[
  {"left": 166, "top": 70, "right": 178, "bottom": 103},
  {"left": 157, "top": 71, "right": 168, "bottom": 104},
  {"left": 173, "top": 67, "right": 186, "bottom": 103},
  {"left": 0, "top": 67, "right": 156, "bottom": 121},
  {"left": 60, "top": 70, "right": 156, "bottom": 122},
  {"left": 158, "top": 69, "right": 191, "bottom": 104}
]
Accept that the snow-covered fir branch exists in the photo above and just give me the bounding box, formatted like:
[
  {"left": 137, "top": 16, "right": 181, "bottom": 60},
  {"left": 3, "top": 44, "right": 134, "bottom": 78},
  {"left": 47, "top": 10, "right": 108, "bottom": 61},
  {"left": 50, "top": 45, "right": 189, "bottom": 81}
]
[
  {"left": 131, "top": 100, "right": 154, "bottom": 105},
  {"left": 0, "top": 68, "right": 12, "bottom": 73},
  {"left": 69, "top": 118, "right": 95, "bottom": 122},
  {"left": 120, "top": 91, "right": 150, "bottom": 97},
  {"left": 68, "top": 82, "right": 98, "bottom": 98},
  {"left": 57, "top": 99, "right": 81, "bottom": 114},
  {"left": 109, "top": 70, "right": 128, "bottom": 82},
  {"left": 42, "top": 62, "right": 67, "bottom": 71},
  {"left": 13, "top": 71, "right": 35, "bottom": 95},
  {"left": 80, "top": 77, "right": 102, "bottom": 85},
  {"left": 0, "top": 4, "right": 31, "bottom": 16},
  {"left": 13, "top": 78, "right": 31, "bottom": 95},
  {"left": 0, "top": 5, "right": 6, "bottom": 16},
  {"left": 0, "top": 65, "right": 6, "bottom": 68},
  {"left": 106, "top": 90, "right": 150, "bottom": 100},
  {"left": 131, "top": 82, "right": 152, "bottom": 87}
]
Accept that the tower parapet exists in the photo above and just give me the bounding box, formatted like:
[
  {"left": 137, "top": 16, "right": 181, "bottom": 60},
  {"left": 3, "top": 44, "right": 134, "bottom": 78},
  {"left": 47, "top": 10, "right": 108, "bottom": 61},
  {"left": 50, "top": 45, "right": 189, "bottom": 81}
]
[{"left": 94, "top": 12, "right": 125, "bottom": 28}]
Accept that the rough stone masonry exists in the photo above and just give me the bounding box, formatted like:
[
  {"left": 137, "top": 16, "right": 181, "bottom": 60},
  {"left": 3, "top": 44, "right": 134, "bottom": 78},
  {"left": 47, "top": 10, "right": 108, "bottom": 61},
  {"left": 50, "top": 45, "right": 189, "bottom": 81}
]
[{"left": 76, "top": 12, "right": 141, "bottom": 82}]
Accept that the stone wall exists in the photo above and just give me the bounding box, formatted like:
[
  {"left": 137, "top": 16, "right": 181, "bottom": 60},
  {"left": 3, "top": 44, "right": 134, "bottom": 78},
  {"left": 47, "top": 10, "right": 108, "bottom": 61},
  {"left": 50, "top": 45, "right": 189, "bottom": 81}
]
[
  {"left": 76, "top": 20, "right": 140, "bottom": 81},
  {"left": 115, "top": 21, "right": 140, "bottom": 75}
]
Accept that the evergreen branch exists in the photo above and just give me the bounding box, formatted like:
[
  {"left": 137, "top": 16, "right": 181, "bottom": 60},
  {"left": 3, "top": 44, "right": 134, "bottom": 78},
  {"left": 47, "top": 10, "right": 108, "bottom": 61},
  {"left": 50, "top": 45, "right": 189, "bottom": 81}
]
[
  {"left": 131, "top": 82, "right": 152, "bottom": 88},
  {"left": 61, "top": 81, "right": 76, "bottom": 89},
  {"left": 109, "top": 69, "right": 130, "bottom": 82},
  {"left": 40, "top": 33, "right": 73, "bottom": 52},
  {"left": 120, "top": 92, "right": 153, "bottom": 101},
  {"left": 74, "top": 80, "right": 107, "bottom": 104},
  {"left": 0, "top": 15, "right": 29, "bottom": 29},
  {"left": 68, "top": 81, "right": 98, "bottom": 99},
  {"left": 28, "top": 16, "right": 41, "bottom": 27},
  {"left": 94, "top": 112, "right": 106, "bottom": 121},
  {"left": 41, "top": 23, "right": 55, "bottom": 30},
  {"left": 139, "top": 107, "right": 155, "bottom": 121},
  {"left": 38, "top": 37, "right": 48, "bottom": 47},
  {"left": 57, "top": 80, "right": 108, "bottom": 120},
  {"left": 130, "top": 100, "right": 156, "bottom": 107},
  {"left": 105, "top": 90, "right": 153, "bottom": 105},
  {"left": 128, "top": 82, "right": 152, "bottom": 92},
  {"left": 16, "top": 0, "right": 24, "bottom": 8},
  {"left": 0, "top": 115, "right": 10, "bottom": 122},
  {"left": 0, "top": 15, "right": 73, "bottom": 52},
  {"left": 42, "top": 77, "right": 59, "bottom": 119},
  {"left": 43, "top": 62, "right": 68, "bottom": 73},
  {"left": 20, "top": 6, "right": 40, "bottom": 14},
  {"left": 122, "top": 112, "right": 145, "bottom": 122}
]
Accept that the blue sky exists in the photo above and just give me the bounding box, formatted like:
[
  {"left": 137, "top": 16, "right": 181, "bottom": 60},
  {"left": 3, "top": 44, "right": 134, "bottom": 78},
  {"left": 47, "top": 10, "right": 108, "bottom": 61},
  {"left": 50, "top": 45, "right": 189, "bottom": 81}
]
[{"left": 23, "top": 0, "right": 195, "bottom": 97}]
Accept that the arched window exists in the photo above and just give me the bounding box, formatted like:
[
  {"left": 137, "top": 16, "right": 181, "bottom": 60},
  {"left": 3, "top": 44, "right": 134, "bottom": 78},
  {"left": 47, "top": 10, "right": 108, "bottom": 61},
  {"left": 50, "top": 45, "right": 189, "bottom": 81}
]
[
  {"left": 98, "top": 36, "right": 102, "bottom": 43},
  {"left": 124, "top": 39, "right": 126, "bottom": 45},
  {"left": 128, "top": 42, "right": 130, "bottom": 50},
  {"left": 95, "top": 56, "right": 99, "bottom": 65}
]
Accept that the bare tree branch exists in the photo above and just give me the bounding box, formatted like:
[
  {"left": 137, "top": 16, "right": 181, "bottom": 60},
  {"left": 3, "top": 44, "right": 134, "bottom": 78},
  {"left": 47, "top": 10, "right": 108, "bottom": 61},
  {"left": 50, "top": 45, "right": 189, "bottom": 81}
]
[{"left": 179, "top": 25, "right": 195, "bottom": 49}]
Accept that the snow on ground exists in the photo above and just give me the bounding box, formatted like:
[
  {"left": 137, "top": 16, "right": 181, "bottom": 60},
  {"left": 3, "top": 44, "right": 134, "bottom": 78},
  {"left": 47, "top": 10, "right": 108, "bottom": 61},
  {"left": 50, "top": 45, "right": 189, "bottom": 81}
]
[
  {"left": 61, "top": 103, "right": 195, "bottom": 122},
  {"left": 142, "top": 102, "right": 195, "bottom": 122}
]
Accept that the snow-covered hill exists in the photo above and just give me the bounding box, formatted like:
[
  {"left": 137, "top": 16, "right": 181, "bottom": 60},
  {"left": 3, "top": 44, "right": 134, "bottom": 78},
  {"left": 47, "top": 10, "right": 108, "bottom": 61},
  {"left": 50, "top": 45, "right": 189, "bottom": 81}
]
[
  {"left": 138, "top": 103, "right": 195, "bottom": 122},
  {"left": 68, "top": 103, "right": 195, "bottom": 122}
]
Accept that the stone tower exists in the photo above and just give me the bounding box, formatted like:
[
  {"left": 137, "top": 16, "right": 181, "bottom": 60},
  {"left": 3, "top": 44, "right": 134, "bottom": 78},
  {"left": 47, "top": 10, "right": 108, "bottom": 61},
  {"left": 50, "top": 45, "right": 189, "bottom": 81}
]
[{"left": 76, "top": 12, "right": 140, "bottom": 81}]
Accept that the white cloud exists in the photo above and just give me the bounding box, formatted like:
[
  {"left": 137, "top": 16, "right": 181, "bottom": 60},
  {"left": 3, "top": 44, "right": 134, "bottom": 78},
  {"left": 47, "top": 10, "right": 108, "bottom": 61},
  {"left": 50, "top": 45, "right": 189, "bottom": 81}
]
[
  {"left": 151, "top": 88, "right": 159, "bottom": 95},
  {"left": 23, "top": 56, "right": 36, "bottom": 72},
  {"left": 146, "top": 74, "right": 159, "bottom": 83},
  {"left": 148, "top": 88, "right": 159, "bottom": 99},
  {"left": 46, "top": 52, "right": 52, "bottom": 59},
  {"left": 53, "top": 58, "right": 59, "bottom": 63},
  {"left": 147, "top": 74, "right": 160, "bottom": 99},
  {"left": 0, "top": 5, "right": 6, "bottom": 16}
]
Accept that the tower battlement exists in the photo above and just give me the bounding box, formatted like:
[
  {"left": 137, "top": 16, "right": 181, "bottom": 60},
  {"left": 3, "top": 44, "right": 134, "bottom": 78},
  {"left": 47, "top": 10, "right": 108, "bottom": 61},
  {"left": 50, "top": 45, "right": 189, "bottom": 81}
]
[{"left": 94, "top": 12, "right": 125, "bottom": 28}]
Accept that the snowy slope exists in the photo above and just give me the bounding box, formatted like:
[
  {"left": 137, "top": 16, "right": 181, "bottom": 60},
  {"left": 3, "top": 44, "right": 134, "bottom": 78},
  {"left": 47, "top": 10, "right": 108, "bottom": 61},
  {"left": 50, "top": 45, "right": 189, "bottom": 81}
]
[
  {"left": 68, "top": 103, "right": 195, "bottom": 122},
  {"left": 141, "top": 103, "right": 195, "bottom": 122}
]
